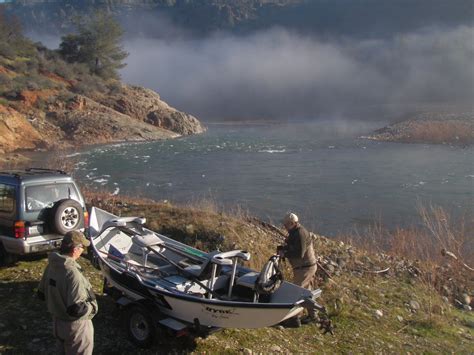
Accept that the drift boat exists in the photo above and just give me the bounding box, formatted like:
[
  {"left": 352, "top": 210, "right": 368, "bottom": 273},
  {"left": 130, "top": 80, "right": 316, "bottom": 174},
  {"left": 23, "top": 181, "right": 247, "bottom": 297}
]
[{"left": 89, "top": 207, "right": 323, "bottom": 343}]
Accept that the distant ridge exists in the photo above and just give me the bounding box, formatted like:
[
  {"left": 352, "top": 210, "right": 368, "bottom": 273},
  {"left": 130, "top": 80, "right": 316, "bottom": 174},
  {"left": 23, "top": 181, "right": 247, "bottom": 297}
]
[{"left": 5, "top": 0, "right": 474, "bottom": 37}]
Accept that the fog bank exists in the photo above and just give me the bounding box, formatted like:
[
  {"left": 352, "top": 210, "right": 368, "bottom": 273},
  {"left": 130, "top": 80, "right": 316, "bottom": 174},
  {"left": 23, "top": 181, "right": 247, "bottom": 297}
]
[{"left": 121, "top": 26, "right": 474, "bottom": 121}]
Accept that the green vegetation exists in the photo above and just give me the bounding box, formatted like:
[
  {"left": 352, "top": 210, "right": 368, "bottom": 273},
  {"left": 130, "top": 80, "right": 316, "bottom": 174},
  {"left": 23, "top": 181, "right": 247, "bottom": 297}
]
[
  {"left": 59, "top": 11, "right": 128, "bottom": 80},
  {"left": 0, "top": 10, "right": 125, "bottom": 102}
]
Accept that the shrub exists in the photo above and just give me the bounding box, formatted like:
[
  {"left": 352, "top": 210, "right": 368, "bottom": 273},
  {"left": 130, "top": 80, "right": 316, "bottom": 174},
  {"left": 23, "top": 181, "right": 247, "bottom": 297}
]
[
  {"left": 38, "top": 56, "right": 76, "bottom": 80},
  {"left": 10, "top": 60, "right": 28, "bottom": 74},
  {"left": 56, "top": 91, "right": 75, "bottom": 103},
  {"left": 12, "top": 38, "right": 37, "bottom": 58},
  {"left": 25, "top": 80, "right": 40, "bottom": 91},
  {"left": 7, "top": 73, "right": 56, "bottom": 95},
  {"left": 0, "top": 42, "right": 15, "bottom": 59},
  {"left": 71, "top": 63, "right": 90, "bottom": 77},
  {"left": 72, "top": 74, "right": 107, "bottom": 94},
  {"left": 106, "top": 80, "right": 123, "bottom": 95},
  {"left": 0, "top": 72, "right": 11, "bottom": 86},
  {"left": 52, "top": 59, "right": 75, "bottom": 80},
  {"left": 26, "top": 57, "right": 40, "bottom": 72},
  {"left": 9, "top": 75, "right": 30, "bottom": 93}
]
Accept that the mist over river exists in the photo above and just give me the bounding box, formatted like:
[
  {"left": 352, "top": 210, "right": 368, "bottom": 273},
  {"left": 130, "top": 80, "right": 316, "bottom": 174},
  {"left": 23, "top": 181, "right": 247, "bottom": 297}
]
[{"left": 47, "top": 121, "right": 473, "bottom": 236}]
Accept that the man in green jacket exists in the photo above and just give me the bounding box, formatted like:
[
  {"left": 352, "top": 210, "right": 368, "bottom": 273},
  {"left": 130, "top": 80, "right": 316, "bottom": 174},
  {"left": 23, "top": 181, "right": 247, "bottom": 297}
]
[{"left": 38, "top": 231, "right": 98, "bottom": 355}]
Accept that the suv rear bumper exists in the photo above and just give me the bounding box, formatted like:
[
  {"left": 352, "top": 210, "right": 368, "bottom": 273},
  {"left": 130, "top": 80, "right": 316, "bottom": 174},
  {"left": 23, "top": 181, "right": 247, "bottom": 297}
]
[{"left": 0, "top": 235, "right": 64, "bottom": 255}]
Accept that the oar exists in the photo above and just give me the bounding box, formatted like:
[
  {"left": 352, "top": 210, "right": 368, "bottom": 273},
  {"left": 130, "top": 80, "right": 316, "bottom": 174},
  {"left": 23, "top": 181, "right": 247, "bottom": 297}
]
[{"left": 145, "top": 245, "right": 223, "bottom": 300}]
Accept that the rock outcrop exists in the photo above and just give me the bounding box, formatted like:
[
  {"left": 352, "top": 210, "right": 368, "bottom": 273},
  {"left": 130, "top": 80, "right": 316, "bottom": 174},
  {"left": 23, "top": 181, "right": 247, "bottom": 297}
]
[
  {"left": 96, "top": 85, "right": 205, "bottom": 136},
  {"left": 44, "top": 94, "right": 180, "bottom": 145},
  {"left": 0, "top": 83, "right": 205, "bottom": 159}
]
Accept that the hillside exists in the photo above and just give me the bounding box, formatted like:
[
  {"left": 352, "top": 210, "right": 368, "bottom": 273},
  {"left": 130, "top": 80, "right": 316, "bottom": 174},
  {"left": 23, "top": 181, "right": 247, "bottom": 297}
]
[
  {"left": 0, "top": 31, "right": 205, "bottom": 164},
  {"left": 0, "top": 194, "right": 472, "bottom": 353},
  {"left": 364, "top": 111, "right": 474, "bottom": 146}
]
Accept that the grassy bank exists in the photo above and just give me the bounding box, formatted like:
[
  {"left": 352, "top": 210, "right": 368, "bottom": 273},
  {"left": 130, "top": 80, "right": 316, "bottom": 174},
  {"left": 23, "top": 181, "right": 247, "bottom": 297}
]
[{"left": 0, "top": 194, "right": 473, "bottom": 354}]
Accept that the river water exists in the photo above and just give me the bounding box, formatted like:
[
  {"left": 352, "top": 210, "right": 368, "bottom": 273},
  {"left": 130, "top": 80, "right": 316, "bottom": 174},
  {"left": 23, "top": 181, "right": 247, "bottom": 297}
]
[{"left": 53, "top": 121, "right": 473, "bottom": 236}]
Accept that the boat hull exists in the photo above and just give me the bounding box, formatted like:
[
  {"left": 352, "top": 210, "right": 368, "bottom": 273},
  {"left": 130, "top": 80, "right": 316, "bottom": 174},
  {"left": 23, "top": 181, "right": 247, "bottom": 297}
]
[
  {"left": 90, "top": 207, "right": 318, "bottom": 329},
  {"left": 100, "top": 257, "right": 304, "bottom": 328}
]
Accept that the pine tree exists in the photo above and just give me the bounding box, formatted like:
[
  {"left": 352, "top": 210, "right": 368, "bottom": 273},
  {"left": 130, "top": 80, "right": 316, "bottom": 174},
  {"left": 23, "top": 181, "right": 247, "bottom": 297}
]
[{"left": 59, "top": 11, "right": 128, "bottom": 79}]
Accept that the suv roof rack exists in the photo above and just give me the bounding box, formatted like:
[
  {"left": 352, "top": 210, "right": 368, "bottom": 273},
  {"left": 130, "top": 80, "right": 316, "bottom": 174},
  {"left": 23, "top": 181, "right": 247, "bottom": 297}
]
[
  {"left": 0, "top": 168, "right": 69, "bottom": 179},
  {"left": 25, "top": 168, "right": 67, "bottom": 175}
]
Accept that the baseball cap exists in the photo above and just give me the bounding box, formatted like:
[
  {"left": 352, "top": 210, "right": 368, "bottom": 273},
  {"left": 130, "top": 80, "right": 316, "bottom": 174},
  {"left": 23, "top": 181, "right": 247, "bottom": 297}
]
[
  {"left": 283, "top": 212, "right": 299, "bottom": 225},
  {"left": 62, "top": 231, "right": 90, "bottom": 248}
]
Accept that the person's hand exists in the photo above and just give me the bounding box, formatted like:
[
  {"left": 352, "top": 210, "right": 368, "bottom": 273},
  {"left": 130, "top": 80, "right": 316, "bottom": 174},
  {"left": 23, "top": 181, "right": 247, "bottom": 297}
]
[
  {"left": 90, "top": 301, "right": 98, "bottom": 315},
  {"left": 276, "top": 245, "right": 286, "bottom": 257}
]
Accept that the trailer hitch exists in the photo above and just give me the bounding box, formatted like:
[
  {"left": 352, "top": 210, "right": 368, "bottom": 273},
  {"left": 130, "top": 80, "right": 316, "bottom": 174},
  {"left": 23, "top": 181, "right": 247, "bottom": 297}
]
[{"left": 303, "top": 297, "right": 334, "bottom": 335}]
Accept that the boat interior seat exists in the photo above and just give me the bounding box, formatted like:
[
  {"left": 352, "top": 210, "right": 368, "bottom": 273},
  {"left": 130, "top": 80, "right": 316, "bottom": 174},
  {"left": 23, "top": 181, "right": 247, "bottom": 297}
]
[
  {"left": 235, "top": 271, "right": 259, "bottom": 289},
  {"left": 183, "top": 264, "right": 202, "bottom": 277},
  {"left": 105, "top": 232, "right": 134, "bottom": 261},
  {"left": 132, "top": 233, "right": 165, "bottom": 248},
  {"left": 182, "top": 250, "right": 221, "bottom": 280}
]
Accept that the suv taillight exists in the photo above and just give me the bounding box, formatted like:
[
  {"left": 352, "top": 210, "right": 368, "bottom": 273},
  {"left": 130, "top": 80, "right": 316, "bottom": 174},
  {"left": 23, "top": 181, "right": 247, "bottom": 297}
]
[
  {"left": 14, "top": 221, "right": 26, "bottom": 239},
  {"left": 84, "top": 210, "right": 89, "bottom": 228}
]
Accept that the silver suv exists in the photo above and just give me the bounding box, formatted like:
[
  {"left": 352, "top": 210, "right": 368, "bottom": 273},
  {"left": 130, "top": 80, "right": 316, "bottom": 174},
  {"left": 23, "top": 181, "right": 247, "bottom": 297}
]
[{"left": 0, "top": 168, "right": 87, "bottom": 265}]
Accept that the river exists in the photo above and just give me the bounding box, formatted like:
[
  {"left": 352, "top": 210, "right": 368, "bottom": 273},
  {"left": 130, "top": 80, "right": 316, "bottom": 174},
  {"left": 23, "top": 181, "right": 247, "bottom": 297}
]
[{"left": 45, "top": 121, "right": 474, "bottom": 236}]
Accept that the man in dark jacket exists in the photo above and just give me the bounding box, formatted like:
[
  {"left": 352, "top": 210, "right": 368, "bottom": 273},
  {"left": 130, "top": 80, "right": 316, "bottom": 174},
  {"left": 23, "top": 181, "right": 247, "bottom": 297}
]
[
  {"left": 38, "top": 231, "right": 98, "bottom": 355},
  {"left": 280, "top": 212, "right": 317, "bottom": 289},
  {"left": 279, "top": 212, "right": 318, "bottom": 325}
]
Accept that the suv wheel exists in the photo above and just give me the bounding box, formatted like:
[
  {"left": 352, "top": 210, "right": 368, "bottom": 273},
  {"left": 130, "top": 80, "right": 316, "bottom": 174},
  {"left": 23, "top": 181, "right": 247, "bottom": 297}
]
[
  {"left": 50, "top": 199, "right": 84, "bottom": 235},
  {"left": 0, "top": 242, "right": 18, "bottom": 266}
]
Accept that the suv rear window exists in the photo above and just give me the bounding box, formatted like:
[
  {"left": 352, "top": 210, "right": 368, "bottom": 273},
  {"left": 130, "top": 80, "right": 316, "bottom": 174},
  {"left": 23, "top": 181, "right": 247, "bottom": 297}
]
[
  {"left": 0, "top": 184, "right": 15, "bottom": 213},
  {"left": 25, "top": 183, "right": 80, "bottom": 211}
]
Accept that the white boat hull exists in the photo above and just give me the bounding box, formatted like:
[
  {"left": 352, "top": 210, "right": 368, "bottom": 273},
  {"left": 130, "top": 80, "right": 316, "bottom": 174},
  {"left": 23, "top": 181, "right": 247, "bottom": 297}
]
[{"left": 90, "top": 207, "right": 321, "bottom": 330}]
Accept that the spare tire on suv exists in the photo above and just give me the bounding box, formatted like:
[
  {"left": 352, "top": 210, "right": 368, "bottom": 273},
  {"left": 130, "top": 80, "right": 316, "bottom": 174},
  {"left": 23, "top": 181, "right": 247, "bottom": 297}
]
[{"left": 49, "top": 199, "right": 85, "bottom": 235}]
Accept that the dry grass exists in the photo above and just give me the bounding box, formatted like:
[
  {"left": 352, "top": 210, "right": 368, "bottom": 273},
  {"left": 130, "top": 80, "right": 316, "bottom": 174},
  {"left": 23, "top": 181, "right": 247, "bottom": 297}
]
[
  {"left": 407, "top": 120, "right": 474, "bottom": 145},
  {"left": 340, "top": 205, "right": 473, "bottom": 267},
  {"left": 338, "top": 205, "right": 473, "bottom": 310}
]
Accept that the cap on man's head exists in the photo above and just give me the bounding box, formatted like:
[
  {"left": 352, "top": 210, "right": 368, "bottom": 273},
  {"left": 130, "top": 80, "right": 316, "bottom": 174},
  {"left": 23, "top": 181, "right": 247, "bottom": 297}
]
[
  {"left": 283, "top": 212, "right": 299, "bottom": 225},
  {"left": 62, "top": 230, "right": 90, "bottom": 248}
]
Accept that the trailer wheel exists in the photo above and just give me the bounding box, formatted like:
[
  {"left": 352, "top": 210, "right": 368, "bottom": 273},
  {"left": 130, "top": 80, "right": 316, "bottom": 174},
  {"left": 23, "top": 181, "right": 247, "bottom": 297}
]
[{"left": 125, "top": 305, "right": 156, "bottom": 348}]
